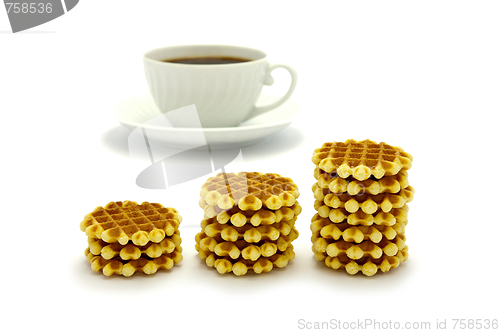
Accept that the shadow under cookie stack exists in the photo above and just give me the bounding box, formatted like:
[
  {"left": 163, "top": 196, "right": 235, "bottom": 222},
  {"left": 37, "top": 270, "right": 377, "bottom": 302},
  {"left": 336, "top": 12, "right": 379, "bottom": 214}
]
[
  {"left": 80, "top": 201, "right": 183, "bottom": 277},
  {"left": 311, "top": 139, "right": 415, "bottom": 276},
  {"left": 196, "top": 172, "right": 301, "bottom": 276}
]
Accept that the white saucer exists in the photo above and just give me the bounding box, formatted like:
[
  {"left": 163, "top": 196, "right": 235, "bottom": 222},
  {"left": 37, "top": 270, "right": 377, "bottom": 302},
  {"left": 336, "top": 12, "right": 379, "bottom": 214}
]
[{"left": 112, "top": 94, "right": 300, "bottom": 149}]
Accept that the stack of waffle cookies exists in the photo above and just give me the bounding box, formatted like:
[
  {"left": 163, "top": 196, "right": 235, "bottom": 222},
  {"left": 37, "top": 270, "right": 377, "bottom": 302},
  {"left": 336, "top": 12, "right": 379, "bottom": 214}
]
[
  {"left": 80, "top": 201, "right": 183, "bottom": 277},
  {"left": 311, "top": 139, "right": 415, "bottom": 276},
  {"left": 196, "top": 172, "right": 301, "bottom": 276}
]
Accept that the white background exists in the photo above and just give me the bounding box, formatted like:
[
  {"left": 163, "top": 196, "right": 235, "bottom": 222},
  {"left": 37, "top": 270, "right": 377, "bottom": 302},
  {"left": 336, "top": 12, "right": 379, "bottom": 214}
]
[{"left": 1, "top": 1, "right": 499, "bottom": 332}]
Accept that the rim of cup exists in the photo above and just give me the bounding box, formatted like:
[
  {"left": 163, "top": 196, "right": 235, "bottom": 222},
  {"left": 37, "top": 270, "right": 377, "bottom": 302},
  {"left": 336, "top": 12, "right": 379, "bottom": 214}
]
[{"left": 143, "top": 44, "right": 268, "bottom": 66}]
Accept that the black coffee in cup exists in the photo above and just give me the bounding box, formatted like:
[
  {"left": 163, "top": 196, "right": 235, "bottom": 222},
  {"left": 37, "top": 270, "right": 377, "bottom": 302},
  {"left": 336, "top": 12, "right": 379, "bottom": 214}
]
[{"left": 162, "top": 56, "right": 251, "bottom": 65}]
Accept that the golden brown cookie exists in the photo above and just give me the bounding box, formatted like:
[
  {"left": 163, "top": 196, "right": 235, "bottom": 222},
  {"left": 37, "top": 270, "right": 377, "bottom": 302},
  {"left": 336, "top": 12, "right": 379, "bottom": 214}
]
[
  {"left": 312, "top": 235, "right": 406, "bottom": 260},
  {"left": 200, "top": 172, "right": 300, "bottom": 211},
  {"left": 199, "top": 218, "right": 297, "bottom": 243},
  {"left": 201, "top": 203, "right": 302, "bottom": 227},
  {"left": 310, "top": 215, "right": 406, "bottom": 243},
  {"left": 314, "top": 205, "right": 409, "bottom": 226},
  {"left": 87, "top": 231, "right": 182, "bottom": 260},
  {"left": 315, "top": 248, "right": 409, "bottom": 276},
  {"left": 314, "top": 169, "right": 410, "bottom": 195},
  {"left": 84, "top": 248, "right": 182, "bottom": 277},
  {"left": 80, "top": 201, "right": 181, "bottom": 246},
  {"left": 312, "top": 139, "right": 413, "bottom": 180},
  {"left": 199, "top": 246, "right": 295, "bottom": 276}
]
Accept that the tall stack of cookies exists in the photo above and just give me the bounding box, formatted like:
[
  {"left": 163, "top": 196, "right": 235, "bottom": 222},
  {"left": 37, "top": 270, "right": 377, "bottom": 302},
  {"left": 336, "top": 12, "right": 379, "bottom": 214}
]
[
  {"left": 310, "top": 140, "right": 415, "bottom": 276},
  {"left": 196, "top": 172, "right": 301, "bottom": 276},
  {"left": 80, "top": 201, "right": 183, "bottom": 277}
]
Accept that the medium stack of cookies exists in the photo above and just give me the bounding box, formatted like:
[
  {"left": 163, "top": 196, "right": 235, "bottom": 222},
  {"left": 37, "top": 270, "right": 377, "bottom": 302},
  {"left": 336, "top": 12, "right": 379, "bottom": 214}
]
[
  {"left": 310, "top": 139, "right": 415, "bottom": 276},
  {"left": 196, "top": 172, "right": 301, "bottom": 276},
  {"left": 80, "top": 201, "right": 183, "bottom": 277}
]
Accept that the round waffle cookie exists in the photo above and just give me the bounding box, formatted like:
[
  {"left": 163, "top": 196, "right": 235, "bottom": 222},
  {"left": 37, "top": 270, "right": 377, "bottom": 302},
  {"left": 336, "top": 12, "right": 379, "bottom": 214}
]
[
  {"left": 310, "top": 215, "right": 406, "bottom": 243},
  {"left": 85, "top": 248, "right": 183, "bottom": 277},
  {"left": 195, "top": 222, "right": 298, "bottom": 274},
  {"left": 314, "top": 205, "right": 409, "bottom": 226},
  {"left": 80, "top": 201, "right": 182, "bottom": 246},
  {"left": 196, "top": 228, "right": 297, "bottom": 254},
  {"left": 314, "top": 187, "right": 414, "bottom": 214},
  {"left": 314, "top": 248, "right": 409, "bottom": 276},
  {"left": 87, "top": 231, "right": 182, "bottom": 260},
  {"left": 313, "top": 168, "right": 410, "bottom": 196},
  {"left": 312, "top": 235, "right": 406, "bottom": 260},
  {"left": 200, "top": 172, "right": 300, "bottom": 211},
  {"left": 312, "top": 139, "right": 413, "bottom": 180},
  {"left": 196, "top": 236, "right": 294, "bottom": 261},
  {"left": 200, "top": 217, "right": 297, "bottom": 243},
  {"left": 201, "top": 202, "right": 302, "bottom": 226},
  {"left": 199, "top": 246, "right": 296, "bottom": 276}
]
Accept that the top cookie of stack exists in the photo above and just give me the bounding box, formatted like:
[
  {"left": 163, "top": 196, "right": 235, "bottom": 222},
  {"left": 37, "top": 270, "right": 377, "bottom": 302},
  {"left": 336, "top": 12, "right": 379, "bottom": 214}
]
[
  {"left": 312, "top": 139, "right": 412, "bottom": 181},
  {"left": 200, "top": 171, "right": 300, "bottom": 219}
]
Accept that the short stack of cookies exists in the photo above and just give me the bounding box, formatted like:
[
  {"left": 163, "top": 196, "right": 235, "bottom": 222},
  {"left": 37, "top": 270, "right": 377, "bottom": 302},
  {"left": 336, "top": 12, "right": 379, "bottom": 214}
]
[
  {"left": 80, "top": 201, "right": 183, "bottom": 277},
  {"left": 196, "top": 172, "right": 301, "bottom": 276},
  {"left": 310, "top": 139, "right": 415, "bottom": 276}
]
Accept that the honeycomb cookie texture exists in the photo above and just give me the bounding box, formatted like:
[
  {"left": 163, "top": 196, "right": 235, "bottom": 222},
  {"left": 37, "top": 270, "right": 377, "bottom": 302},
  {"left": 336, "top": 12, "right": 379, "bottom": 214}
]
[
  {"left": 80, "top": 201, "right": 183, "bottom": 277},
  {"left": 312, "top": 139, "right": 413, "bottom": 180},
  {"left": 200, "top": 172, "right": 300, "bottom": 211},
  {"left": 80, "top": 201, "right": 181, "bottom": 246},
  {"left": 197, "top": 172, "right": 301, "bottom": 275},
  {"left": 311, "top": 140, "right": 414, "bottom": 276}
]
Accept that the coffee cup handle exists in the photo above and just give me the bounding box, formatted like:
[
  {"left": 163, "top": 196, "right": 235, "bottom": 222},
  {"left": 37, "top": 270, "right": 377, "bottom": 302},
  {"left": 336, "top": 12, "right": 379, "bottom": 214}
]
[{"left": 245, "top": 63, "right": 298, "bottom": 120}]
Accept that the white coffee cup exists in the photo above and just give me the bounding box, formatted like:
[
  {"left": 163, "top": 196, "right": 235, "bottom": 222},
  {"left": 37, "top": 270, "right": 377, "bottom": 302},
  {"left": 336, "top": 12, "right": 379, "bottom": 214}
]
[{"left": 143, "top": 44, "right": 297, "bottom": 128}]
